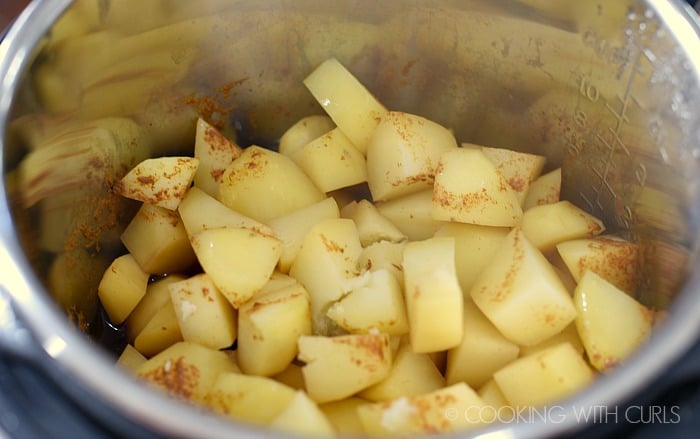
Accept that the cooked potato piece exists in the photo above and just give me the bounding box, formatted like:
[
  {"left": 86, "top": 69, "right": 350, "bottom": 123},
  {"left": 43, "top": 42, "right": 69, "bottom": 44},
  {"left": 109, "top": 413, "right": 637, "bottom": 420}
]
[
  {"left": 303, "top": 57, "right": 386, "bottom": 154},
  {"left": 117, "top": 344, "right": 147, "bottom": 372},
  {"left": 523, "top": 167, "right": 561, "bottom": 209},
  {"left": 218, "top": 145, "right": 325, "bottom": 222},
  {"left": 133, "top": 300, "right": 183, "bottom": 357},
  {"left": 237, "top": 282, "right": 312, "bottom": 377},
  {"left": 403, "top": 237, "right": 463, "bottom": 353},
  {"left": 120, "top": 202, "right": 196, "bottom": 274},
  {"left": 432, "top": 148, "right": 522, "bottom": 227},
  {"left": 320, "top": 397, "right": 367, "bottom": 436},
  {"left": 359, "top": 342, "right": 445, "bottom": 401},
  {"left": 178, "top": 186, "right": 273, "bottom": 237},
  {"left": 520, "top": 201, "right": 605, "bottom": 253},
  {"left": 574, "top": 270, "right": 653, "bottom": 372},
  {"left": 269, "top": 390, "right": 336, "bottom": 437},
  {"left": 272, "top": 363, "right": 306, "bottom": 391},
  {"left": 193, "top": 117, "right": 242, "bottom": 197},
  {"left": 477, "top": 379, "right": 511, "bottom": 420},
  {"left": 493, "top": 342, "right": 595, "bottom": 407},
  {"left": 477, "top": 144, "right": 547, "bottom": 206},
  {"left": 357, "top": 383, "right": 490, "bottom": 435},
  {"left": 127, "top": 274, "right": 186, "bottom": 342},
  {"left": 289, "top": 218, "right": 362, "bottom": 334},
  {"left": 557, "top": 235, "right": 640, "bottom": 294},
  {"left": 190, "top": 226, "right": 282, "bottom": 308},
  {"left": 376, "top": 190, "right": 446, "bottom": 241},
  {"left": 137, "top": 341, "right": 238, "bottom": 404},
  {"left": 169, "top": 274, "right": 237, "bottom": 350},
  {"left": 358, "top": 240, "right": 406, "bottom": 287},
  {"left": 519, "top": 323, "right": 585, "bottom": 357},
  {"left": 278, "top": 114, "right": 336, "bottom": 157},
  {"left": 206, "top": 372, "right": 297, "bottom": 425},
  {"left": 116, "top": 156, "right": 199, "bottom": 210},
  {"left": 341, "top": 199, "right": 406, "bottom": 247},
  {"left": 97, "top": 253, "right": 149, "bottom": 325},
  {"left": 298, "top": 333, "right": 392, "bottom": 403},
  {"left": 326, "top": 269, "right": 409, "bottom": 336},
  {"left": 267, "top": 197, "right": 340, "bottom": 273},
  {"left": 292, "top": 128, "right": 367, "bottom": 192},
  {"left": 470, "top": 228, "right": 577, "bottom": 346},
  {"left": 445, "top": 301, "right": 520, "bottom": 388}
]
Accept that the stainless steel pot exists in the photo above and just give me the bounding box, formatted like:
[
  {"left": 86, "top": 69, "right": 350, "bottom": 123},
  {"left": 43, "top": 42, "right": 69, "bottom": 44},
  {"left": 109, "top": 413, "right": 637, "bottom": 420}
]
[{"left": 1, "top": 0, "right": 700, "bottom": 437}]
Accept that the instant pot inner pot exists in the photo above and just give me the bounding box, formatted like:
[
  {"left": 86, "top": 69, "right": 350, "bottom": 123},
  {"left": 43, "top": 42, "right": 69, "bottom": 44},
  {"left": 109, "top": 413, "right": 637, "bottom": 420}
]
[{"left": 3, "top": 0, "right": 700, "bottom": 436}]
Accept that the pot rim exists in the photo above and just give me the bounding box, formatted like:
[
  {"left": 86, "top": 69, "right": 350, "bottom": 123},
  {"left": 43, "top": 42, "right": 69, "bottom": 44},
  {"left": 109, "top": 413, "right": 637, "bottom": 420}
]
[{"left": 1, "top": 1, "right": 700, "bottom": 438}]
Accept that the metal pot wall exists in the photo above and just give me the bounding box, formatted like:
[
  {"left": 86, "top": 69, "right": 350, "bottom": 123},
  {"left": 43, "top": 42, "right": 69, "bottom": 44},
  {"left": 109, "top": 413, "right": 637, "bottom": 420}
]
[{"left": 1, "top": 0, "right": 700, "bottom": 437}]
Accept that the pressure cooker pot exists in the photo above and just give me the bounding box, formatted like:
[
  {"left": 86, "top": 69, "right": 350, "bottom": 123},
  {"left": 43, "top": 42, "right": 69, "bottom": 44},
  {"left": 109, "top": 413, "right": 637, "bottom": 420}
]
[{"left": 1, "top": 0, "right": 700, "bottom": 438}]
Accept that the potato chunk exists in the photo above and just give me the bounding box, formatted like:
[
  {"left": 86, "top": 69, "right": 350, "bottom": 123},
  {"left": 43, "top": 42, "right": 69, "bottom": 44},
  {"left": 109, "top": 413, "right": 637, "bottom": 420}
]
[
  {"left": 269, "top": 390, "right": 336, "bottom": 437},
  {"left": 278, "top": 114, "right": 336, "bottom": 157},
  {"left": 520, "top": 200, "right": 605, "bottom": 253},
  {"left": 193, "top": 117, "right": 242, "bottom": 197},
  {"left": 478, "top": 144, "right": 547, "bottom": 206},
  {"left": 523, "top": 167, "right": 561, "bottom": 209},
  {"left": 116, "top": 156, "right": 199, "bottom": 210},
  {"left": 341, "top": 199, "right": 406, "bottom": 247},
  {"left": 97, "top": 253, "right": 149, "bottom": 325}
]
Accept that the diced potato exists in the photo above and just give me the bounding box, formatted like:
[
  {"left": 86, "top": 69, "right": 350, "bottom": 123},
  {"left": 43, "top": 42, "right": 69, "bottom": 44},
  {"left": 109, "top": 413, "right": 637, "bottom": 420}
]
[
  {"left": 357, "top": 383, "right": 490, "bottom": 435},
  {"left": 292, "top": 128, "right": 367, "bottom": 192},
  {"left": 190, "top": 226, "right": 282, "bottom": 308},
  {"left": 169, "top": 274, "right": 237, "bottom": 350},
  {"left": 117, "top": 344, "right": 147, "bottom": 372},
  {"left": 133, "top": 300, "right": 183, "bottom": 357},
  {"left": 520, "top": 201, "right": 605, "bottom": 253},
  {"left": 298, "top": 333, "right": 392, "bottom": 403},
  {"left": 258, "top": 271, "right": 300, "bottom": 295},
  {"left": 97, "top": 253, "right": 149, "bottom": 325},
  {"left": 376, "top": 190, "right": 446, "bottom": 241},
  {"left": 519, "top": 323, "right": 585, "bottom": 357},
  {"left": 120, "top": 202, "right": 196, "bottom": 274},
  {"left": 358, "top": 240, "right": 406, "bottom": 287},
  {"left": 267, "top": 197, "right": 340, "bottom": 273},
  {"left": 116, "top": 156, "right": 199, "bottom": 210},
  {"left": 470, "top": 228, "right": 577, "bottom": 346},
  {"left": 278, "top": 114, "right": 336, "bottom": 157},
  {"left": 269, "top": 390, "right": 336, "bottom": 437},
  {"left": 477, "top": 379, "right": 511, "bottom": 417},
  {"left": 289, "top": 218, "right": 362, "bottom": 334},
  {"left": 403, "top": 237, "right": 463, "bottom": 353},
  {"left": 556, "top": 235, "right": 640, "bottom": 294},
  {"left": 272, "top": 363, "right": 306, "bottom": 391},
  {"left": 320, "top": 397, "right": 367, "bottom": 436},
  {"left": 326, "top": 269, "right": 409, "bottom": 336},
  {"left": 574, "top": 270, "right": 653, "bottom": 372},
  {"left": 523, "top": 167, "right": 561, "bottom": 210},
  {"left": 127, "top": 274, "right": 186, "bottom": 342},
  {"left": 193, "top": 117, "right": 243, "bottom": 197},
  {"left": 341, "top": 199, "right": 406, "bottom": 247},
  {"left": 493, "top": 342, "right": 595, "bottom": 407},
  {"left": 366, "top": 111, "right": 459, "bottom": 202},
  {"left": 432, "top": 148, "right": 523, "bottom": 227},
  {"left": 359, "top": 342, "right": 445, "bottom": 401},
  {"left": 445, "top": 301, "right": 520, "bottom": 388},
  {"left": 205, "top": 372, "right": 297, "bottom": 425},
  {"left": 434, "top": 222, "right": 510, "bottom": 295},
  {"left": 178, "top": 186, "right": 273, "bottom": 237},
  {"left": 476, "top": 144, "right": 547, "bottom": 206},
  {"left": 303, "top": 58, "right": 387, "bottom": 154},
  {"left": 137, "top": 341, "right": 238, "bottom": 404},
  {"left": 237, "top": 282, "right": 312, "bottom": 376},
  {"left": 218, "top": 146, "right": 325, "bottom": 222}
]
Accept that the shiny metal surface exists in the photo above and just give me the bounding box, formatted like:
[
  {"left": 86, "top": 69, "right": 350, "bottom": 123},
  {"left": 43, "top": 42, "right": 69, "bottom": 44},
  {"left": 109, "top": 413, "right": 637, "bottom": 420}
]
[{"left": 0, "top": 0, "right": 699, "bottom": 438}]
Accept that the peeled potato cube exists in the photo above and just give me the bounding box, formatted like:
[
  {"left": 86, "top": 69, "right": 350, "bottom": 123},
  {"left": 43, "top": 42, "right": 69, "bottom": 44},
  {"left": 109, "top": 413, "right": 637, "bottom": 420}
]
[
  {"left": 127, "top": 274, "right": 186, "bottom": 342},
  {"left": 523, "top": 167, "right": 561, "bottom": 210},
  {"left": 120, "top": 202, "right": 196, "bottom": 274},
  {"left": 477, "top": 144, "right": 547, "bottom": 206},
  {"left": 169, "top": 274, "right": 237, "bottom": 350},
  {"left": 237, "top": 282, "right": 312, "bottom": 377},
  {"left": 193, "top": 117, "right": 243, "bottom": 197},
  {"left": 218, "top": 145, "right": 325, "bottom": 222},
  {"left": 574, "top": 270, "right": 653, "bottom": 372},
  {"left": 133, "top": 300, "right": 183, "bottom": 357},
  {"left": 137, "top": 341, "right": 238, "bottom": 404},
  {"left": 303, "top": 57, "right": 387, "bottom": 154},
  {"left": 520, "top": 200, "right": 605, "bottom": 253},
  {"left": 366, "top": 111, "right": 458, "bottom": 202},
  {"left": 117, "top": 344, "right": 147, "bottom": 372},
  {"left": 269, "top": 390, "right": 336, "bottom": 437},
  {"left": 298, "top": 333, "right": 392, "bottom": 403},
  {"left": 292, "top": 127, "right": 367, "bottom": 192},
  {"left": 341, "top": 199, "right": 406, "bottom": 247},
  {"left": 97, "top": 253, "right": 149, "bottom": 325},
  {"left": 519, "top": 323, "right": 585, "bottom": 357},
  {"left": 493, "top": 342, "right": 595, "bottom": 407},
  {"left": 403, "top": 236, "right": 464, "bottom": 353},
  {"left": 432, "top": 148, "right": 523, "bottom": 227},
  {"left": 477, "top": 379, "right": 511, "bottom": 415},
  {"left": 358, "top": 240, "right": 406, "bottom": 287},
  {"left": 278, "top": 114, "right": 336, "bottom": 157},
  {"left": 190, "top": 226, "right": 282, "bottom": 308},
  {"left": 116, "top": 156, "right": 199, "bottom": 210},
  {"left": 320, "top": 397, "right": 367, "bottom": 436},
  {"left": 470, "top": 228, "right": 577, "bottom": 346},
  {"left": 376, "top": 190, "right": 446, "bottom": 241},
  {"left": 205, "top": 372, "right": 297, "bottom": 425}
]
